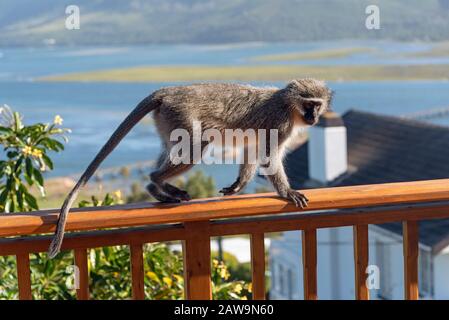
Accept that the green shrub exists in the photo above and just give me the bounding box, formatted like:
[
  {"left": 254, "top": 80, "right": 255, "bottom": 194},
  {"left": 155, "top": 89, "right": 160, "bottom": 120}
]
[{"left": 0, "top": 105, "right": 69, "bottom": 212}]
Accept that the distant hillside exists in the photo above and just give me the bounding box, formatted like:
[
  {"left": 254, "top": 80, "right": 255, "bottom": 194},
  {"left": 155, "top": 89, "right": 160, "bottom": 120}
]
[{"left": 1, "top": 0, "right": 449, "bottom": 46}]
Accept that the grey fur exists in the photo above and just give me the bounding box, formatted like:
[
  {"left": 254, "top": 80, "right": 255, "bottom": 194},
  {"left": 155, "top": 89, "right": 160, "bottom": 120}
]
[{"left": 47, "top": 79, "right": 331, "bottom": 258}]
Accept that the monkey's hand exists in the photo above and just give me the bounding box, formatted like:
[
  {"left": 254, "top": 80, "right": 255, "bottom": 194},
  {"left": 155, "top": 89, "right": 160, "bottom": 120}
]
[
  {"left": 219, "top": 179, "right": 242, "bottom": 196},
  {"left": 219, "top": 185, "right": 241, "bottom": 196},
  {"left": 286, "top": 189, "right": 309, "bottom": 208}
]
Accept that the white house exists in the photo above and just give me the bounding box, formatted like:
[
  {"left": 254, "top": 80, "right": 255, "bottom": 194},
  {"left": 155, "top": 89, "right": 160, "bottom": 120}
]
[{"left": 269, "top": 110, "right": 449, "bottom": 299}]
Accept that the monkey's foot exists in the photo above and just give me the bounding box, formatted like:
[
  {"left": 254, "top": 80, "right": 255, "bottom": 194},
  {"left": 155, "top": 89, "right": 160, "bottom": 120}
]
[
  {"left": 219, "top": 185, "right": 241, "bottom": 196},
  {"left": 146, "top": 183, "right": 181, "bottom": 203},
  {"left": 162, "top": 183, "right": 191, "bottom": 201},
  {"left": 286, "top": 189, "right": 309, "bottom": 208},
  {"left": 219, "top": 178, "right": 243, "bottom": 196}
]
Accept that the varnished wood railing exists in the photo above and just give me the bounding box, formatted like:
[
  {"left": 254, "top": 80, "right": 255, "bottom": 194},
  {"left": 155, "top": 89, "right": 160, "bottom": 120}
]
[{"left": 2, "top": 178, "right": 449, "bottom": 300}]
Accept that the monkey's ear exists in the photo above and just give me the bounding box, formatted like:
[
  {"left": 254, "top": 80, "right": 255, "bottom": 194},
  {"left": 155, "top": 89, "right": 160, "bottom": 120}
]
[{"left": 327, "top": 89, "right": 335, "bottom": 110}]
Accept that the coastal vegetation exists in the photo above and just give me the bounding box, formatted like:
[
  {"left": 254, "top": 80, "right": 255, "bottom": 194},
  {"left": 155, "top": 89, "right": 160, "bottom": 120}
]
[
  {"left": 250, "top": 47, "right": 374, "bottom": 62},
  {"left": 408, "top": 41, "right": 449, "bottom": 58},
  {"left": 40, "top": 64, "right": 449, "bottom": 83}
]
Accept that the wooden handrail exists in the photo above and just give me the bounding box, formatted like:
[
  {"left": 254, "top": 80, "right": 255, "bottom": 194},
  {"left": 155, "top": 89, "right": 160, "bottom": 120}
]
[
  {"left": 1, "top": 178, "right": 449, "bottom": 238},
  {"left": 2, "top": 178, "right": 449, "bottom": 300}
]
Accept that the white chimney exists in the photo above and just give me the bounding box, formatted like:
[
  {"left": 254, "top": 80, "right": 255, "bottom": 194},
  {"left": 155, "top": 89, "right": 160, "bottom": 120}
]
[{"left": 308, "top": 112, "right": 347, "bottom": 184}]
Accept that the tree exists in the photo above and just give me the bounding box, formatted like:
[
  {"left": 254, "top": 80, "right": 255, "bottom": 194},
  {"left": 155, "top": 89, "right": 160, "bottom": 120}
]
[{"left": 177, "top": 170, "right": 217, "bottom": 199}]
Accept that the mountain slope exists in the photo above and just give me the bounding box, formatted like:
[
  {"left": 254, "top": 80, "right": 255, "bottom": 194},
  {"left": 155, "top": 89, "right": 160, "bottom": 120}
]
[{"left": 1, "top": 0, "right": 449, "bottom": 46}]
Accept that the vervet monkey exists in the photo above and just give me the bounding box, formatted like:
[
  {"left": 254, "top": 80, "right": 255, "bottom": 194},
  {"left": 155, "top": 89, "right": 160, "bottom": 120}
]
[{"left": 48, "top": 79, "right": 332, "bottom": 258}]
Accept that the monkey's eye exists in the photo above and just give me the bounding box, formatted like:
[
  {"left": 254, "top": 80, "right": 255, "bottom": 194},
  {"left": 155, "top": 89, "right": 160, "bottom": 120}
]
[{"left": 304, "top": 100, "right": 322, "bottom": 109}]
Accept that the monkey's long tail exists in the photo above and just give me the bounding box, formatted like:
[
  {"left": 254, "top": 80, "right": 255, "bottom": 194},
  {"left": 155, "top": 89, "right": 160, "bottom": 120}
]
[{"left": 47, "top": 95, "right": 159, "bottom": 258}]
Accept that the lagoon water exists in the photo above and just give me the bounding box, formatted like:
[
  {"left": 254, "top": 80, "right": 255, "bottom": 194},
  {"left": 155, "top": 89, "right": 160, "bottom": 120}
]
[{"left": 1, "top": 42, "right": 449, "bottom": 187}]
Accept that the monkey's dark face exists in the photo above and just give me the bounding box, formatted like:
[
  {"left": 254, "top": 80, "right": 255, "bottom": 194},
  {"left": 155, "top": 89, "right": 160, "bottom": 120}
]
[
  {"left": 301, "top": 99, "right": 325, "bottom": 125},
  {"left": 283, "top": 78, "right": 333, "bottom": 126}
]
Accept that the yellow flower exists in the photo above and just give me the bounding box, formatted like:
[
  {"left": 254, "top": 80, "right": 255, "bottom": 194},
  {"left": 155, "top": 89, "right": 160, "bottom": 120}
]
[
  {"left": 219, "top": 266, "right": 229, "bottom": 280},
  {"left": 31, "top": 148, "right": 43, "bottom": 158},
  {"left": 113, "top": 190, "right": 122, "bottom": 200},
  {"left": 212, "top": 259, "right": 219, "bottom": 268},
  {"left": 163, "top": 276, "right": 173, "bottom": 287},
  {"left": 248, "top": 283, "right": 252, "bottom": 293},
  {"left": 53, "top": 115, "right": 63, "bottom": 125},
  {"left": 173, "top": 274, "right": 183, "bottom": 283},
  {"left": 21, "top": 146, "right": 33, "bottom": 156},
  {"left": 146, "top": 271, "right": 160, "bottom": 282},
  {"left": 241, "top": 296, "right": 248, "bottom": 300},
  {"left": 234, "top": 283, "right": 243, "bottom": 294}
]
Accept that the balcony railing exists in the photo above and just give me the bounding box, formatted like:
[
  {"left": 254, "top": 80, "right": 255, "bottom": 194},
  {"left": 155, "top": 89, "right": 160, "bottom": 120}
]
[{"left": 1, "top": 178, "right": 449, "bottom": 300}]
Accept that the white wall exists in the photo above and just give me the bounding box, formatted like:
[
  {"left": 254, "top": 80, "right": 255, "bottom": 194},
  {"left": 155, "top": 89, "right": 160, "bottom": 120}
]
[
  {"left": 269, "top": 231, "right": 302, "bottom": 300},
  {"left": 368, "top": 226, "right": 405, "bottom": 300},
  {"left": 434, "top": 252, "right": 449, "bottom": 298},
  {"left": 269, "top": 225, "right": 433, "bottom": 300},
  {"left": 270, "top": 227, "right": 355, "bottom": 300}
]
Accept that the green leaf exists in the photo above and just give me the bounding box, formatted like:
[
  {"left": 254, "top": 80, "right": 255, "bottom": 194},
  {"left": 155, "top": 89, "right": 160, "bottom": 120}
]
[
  {"left": 33, "top": 168, "right": 44, "bottom": 187},
  {"left": 24, "top": 172, "right": 34, "bottom": 186},
  {"left": 25, "top": 158, "right": 33, "bottom": 178},
  {"left": 16, "top": 189, "right": 24, "bottom": 209},
  {"left": 5, "top": 176, "right": 13, "bottom": 190},
  {"left": 13, "top": 112, "right": 22, "bottom": 131},
  {"left": 13, "top": 156, "right": 23, "bottom": 173},
  {"left": 37, "top": 185, "right": 46, "bottom": 198},
  {"left": 0, "top": 189, "right": 8, "bottom": 206},
  {"left": 0, "top": 127, "right": 13, "bottom": 133},
  {"left": 24, "top": 192, "right": 39, "bottom": 210},
  {"left": 3, "top": 163, "right": 12, "bottom": 176},
  {"left": 4, "top": 198, "right": 11, "bottom": 213},
  {"left": 41, "top": 153, "right": 54, "bottom": 170},
  {"left": 6, "top": 151, "right": 18, "bottom": 159},
  {"left": 51, "top": 140, "right": 65, "bottom": 151},
  {"left": 78, "top": 200, "right": 90, "bottom": 208}
]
